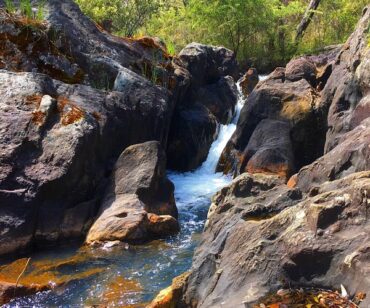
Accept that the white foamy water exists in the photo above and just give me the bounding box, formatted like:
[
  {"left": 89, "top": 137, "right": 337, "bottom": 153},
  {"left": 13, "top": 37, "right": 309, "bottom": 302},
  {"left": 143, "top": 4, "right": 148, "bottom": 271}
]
[{"left": 168, "top": 83, "right": 245, "bottom": 209}]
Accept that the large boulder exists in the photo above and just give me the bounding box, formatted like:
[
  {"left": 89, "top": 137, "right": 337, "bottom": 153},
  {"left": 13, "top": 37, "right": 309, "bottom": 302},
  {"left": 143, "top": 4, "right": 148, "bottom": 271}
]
[
  {"left": 181, "top": 171, "right": 370, "bottom": 307},
  {"left": 217, "top": 78, "right": 326, "bottom": 178},
  {"left": 239, "top": 120, "right": 295, "bottom": 180},
  {"left": 86, "top": 141, "right": 178, "bottom": 245},
  {"left": 0, "top": 69, "right": 173, "bottom": 256},
  {"left": 167, "top": 43, "right": 239, "bottom": 172},
  {"left": 285, "top": 57, "right": 317, "bottom": 86},
  {"left": 167, "top": 104, "right": 218, "bottom": 171},
  {"left": 178, "top": 43, "right": 239, "bottom": 87},
  {"left": 194, "top": 76, "right": 238, "bottom": 124}
]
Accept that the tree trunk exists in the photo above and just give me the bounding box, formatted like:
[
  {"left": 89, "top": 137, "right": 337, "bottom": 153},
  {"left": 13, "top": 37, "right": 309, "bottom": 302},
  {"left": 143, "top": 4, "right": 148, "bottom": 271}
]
[{"left": 295, "top": 0, "right": 322, "bottom": 42}]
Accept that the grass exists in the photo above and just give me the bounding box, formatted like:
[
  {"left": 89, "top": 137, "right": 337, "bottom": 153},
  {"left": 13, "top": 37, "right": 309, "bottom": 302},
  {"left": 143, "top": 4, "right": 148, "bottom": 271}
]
[
  {"left": 4, "top": 0, "right": 45, "bottom": 21},
  {"left": 4, "top": 0, "right": 16, "bottom": 14}
]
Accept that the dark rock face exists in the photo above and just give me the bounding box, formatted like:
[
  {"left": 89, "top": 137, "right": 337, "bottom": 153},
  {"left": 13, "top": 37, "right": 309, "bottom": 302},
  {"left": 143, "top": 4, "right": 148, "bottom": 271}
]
[
  {"left": 178, "top": 43, "right": 239, "bottom": 87},
  {"left": 167, "top": 43, "right": 239, "bottom": 172},
  {"left": 320, "top": 7, "right": 370, "bottom": 153},
  {"left": 217, "top": 78, "right": 326, "bottom": 179},
  {"left": 285, "top": 57, "right": 317, "bottom": 86},
  {"left": 0, "top": 71, "right": 173, "bottom": 256},
  {"left": 240, "top": 120, "right": 295, "bottom": 179},
  {"left": 174, "top": 6, "right": 370, "bottom": 308},
  {"left": 194, "top": 76, "right": 238, "bottom": 124},
  {"left": 167, "top": 104, "right": 218, "bottom": 171},
  {"left": 0, "top": 0, "right": 239, "bottom": 256},
  {"left": 86, "top": 141, "right": 179, "bottom": 244}
]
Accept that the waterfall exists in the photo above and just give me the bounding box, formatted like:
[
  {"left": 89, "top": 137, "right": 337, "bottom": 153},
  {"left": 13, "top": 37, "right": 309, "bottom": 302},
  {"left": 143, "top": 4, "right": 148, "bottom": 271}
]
[{"left": 168, "top": 82, "right": 245, "bottom": 209}]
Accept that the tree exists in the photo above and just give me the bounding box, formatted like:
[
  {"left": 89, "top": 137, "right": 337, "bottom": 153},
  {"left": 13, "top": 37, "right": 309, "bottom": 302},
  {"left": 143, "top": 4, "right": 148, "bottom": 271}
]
[
  {"left": 75, "top": 0, "right": 162, "bottom": 36},
  {"left": 295, "top": 0, "right": 322, "bottom": 42}
]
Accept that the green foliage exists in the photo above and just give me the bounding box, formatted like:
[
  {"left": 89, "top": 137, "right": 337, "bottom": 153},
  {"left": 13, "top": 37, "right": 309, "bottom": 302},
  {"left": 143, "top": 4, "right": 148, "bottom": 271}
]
[
  {"left": 4, "top": 0, "right": 16, "bottom": 14},
  {"left": 36, "top": 0, "right": 46, "bottom": 21},
  {"left": 20, "top": 0, "right": 32, "bottom": 19},
  {"left": 75, "top": 0, "right": 162, "bottom": 36},
  {"left": 75, "top": 0, "right": 369, "bottom": 71},
  {"left": 4, "top": 0, "right": 45, "bottom": 21}
]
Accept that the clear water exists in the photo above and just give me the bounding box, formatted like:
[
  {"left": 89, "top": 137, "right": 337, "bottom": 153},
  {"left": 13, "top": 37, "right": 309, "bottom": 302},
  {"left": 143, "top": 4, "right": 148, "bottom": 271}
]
[{"left": 5, "top": 86, "right": 245, "bottom": 308}]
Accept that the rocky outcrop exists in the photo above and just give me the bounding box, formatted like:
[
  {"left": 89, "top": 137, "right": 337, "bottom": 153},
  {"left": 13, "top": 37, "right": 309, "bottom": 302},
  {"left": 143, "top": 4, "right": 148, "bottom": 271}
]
[
  {"left": 0, "top": 0, "right": 238, "bottom": 256},
  {"left": 217, "top": 78, "right": 326, "bottom": 179},
  {"left": 178, "top": 43, "right": 239, "bottom": 87},
  {"left": 169, "top": 6, "right": 370, "bottom": 308},
  {"left": 167, "top": 43, "right": 238, "bottom": 172},
  {"left": 167, "top": 104, "right": 218, "bottom": 171},
  {"left": 148, "top": 272, "right": 190, "bottom": 308},
  {"left": 320, "top": 7, "right": 370, "bottom": 153},
  {"left": 182, "top": 171, "right": 370, "bottom": 307},
  {"left": 0, "top": 69, "right": 173, "bottom": 256},
  {"left": 239, "top": 68, "right": 259, "bottom": 96},
  {"left": 86, "top": 142, "right": 178, "bottom": 245}
]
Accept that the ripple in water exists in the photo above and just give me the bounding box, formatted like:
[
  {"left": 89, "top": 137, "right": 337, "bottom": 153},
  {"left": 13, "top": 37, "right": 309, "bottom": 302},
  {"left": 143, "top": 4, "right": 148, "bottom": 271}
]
[{"left": 6, "top": 85, "right": 246, "bottom": 308}]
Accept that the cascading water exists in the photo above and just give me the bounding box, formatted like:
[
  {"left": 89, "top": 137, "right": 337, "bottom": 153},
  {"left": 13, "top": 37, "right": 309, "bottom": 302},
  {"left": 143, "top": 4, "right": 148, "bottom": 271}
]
[
  {"left": 7, "top": 83, "right": 246, "bottom": 307},
  {"left": 168, "top": 83, "right": 244, "bottom": 211}
]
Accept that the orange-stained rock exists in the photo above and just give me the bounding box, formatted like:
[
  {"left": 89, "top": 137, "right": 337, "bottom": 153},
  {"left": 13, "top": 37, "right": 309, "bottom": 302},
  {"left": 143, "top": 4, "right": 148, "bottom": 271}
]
[
  {"left": 239, "top": 68, "right": 259, "bottom": 96},
  {"left": 147, "top": 213, "right": 180, "bottom": 236},
  {"left": 0, "top": 253, "right": 104, "bottom": 304},
  {"left": 246, "top": 163, "right": 291, "bottom": 180},
  {"left": 148, "top": 272, "right": 190, "bottom": 308},
  {"left": 87, "top": 276, "right": 144, "bottom": 307},
  {"left": 287, "top": 174, "right": 298, "bottom": 188},
  {"left": 0, "top": 281, "right": 48, "bottom": 305}
]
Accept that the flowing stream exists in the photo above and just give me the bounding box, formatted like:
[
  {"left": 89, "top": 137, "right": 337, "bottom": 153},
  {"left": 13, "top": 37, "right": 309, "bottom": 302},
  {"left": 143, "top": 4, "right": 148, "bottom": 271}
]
[{"left": 6, "top": 85, "right": 245, "bottom": 307}]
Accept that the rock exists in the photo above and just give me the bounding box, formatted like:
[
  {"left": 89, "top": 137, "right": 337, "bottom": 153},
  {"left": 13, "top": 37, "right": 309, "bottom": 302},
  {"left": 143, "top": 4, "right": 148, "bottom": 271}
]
[
  {"left": 217, "top": 78, "right": 326, "bottom": 177},
  {"left": 240, "top": 68, "right": 259, "bottom": 96},
  {"left": 148, "top": 272, "right": 190, "bottom": 308},
  {"left": 86, "top": 141, "right": 178, "bottom": 245},
  {"left": 321, "top": 7, "right": 370, "bottom": 152},
  {"left": 181, "top": 172, "right": 370, "bottom": 307},
  {"left": 195, "top": 76, "right": 238, "bottom": 124},
  {"left": 239, "top": 120, "right": 295, "bottom": 180},
  {"left": 285, "top": 57, "right": 317, "bottom": 86},
  {"left": 0, "top": 281, "right": 48, "bottom": 305},
  {"left": 167, "top": 104, "right": 218, "bottom": 171},
  {"left": 167, "top": 43, "right": 239, "bottom": 171},
  {"left": 147, "top": 213, "right": 180, "bottom": 236},
  {"left": 178, "top": 43, "right": 239, "bottom": 87},
  {"left": 296, "top": 118, "right": 370, "bottom": 193},
  {"left": 0, "top": 0, "right": 239, "bottom": 255},
  {"left": 0, "top": 70, "right": 173, "bottom": 256}
]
